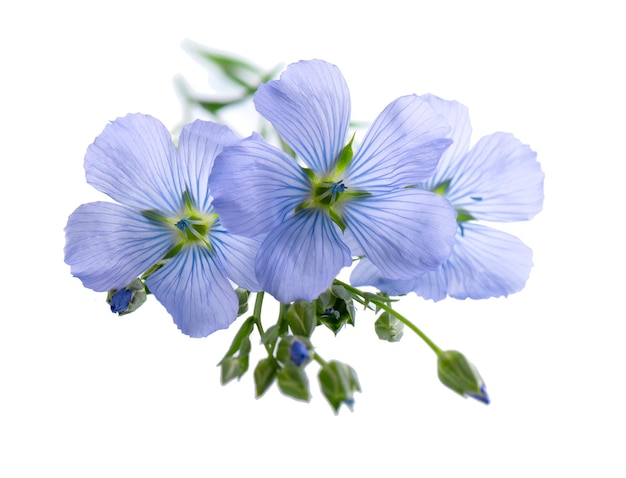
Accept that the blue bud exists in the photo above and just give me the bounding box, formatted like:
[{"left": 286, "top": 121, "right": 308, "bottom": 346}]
[
  {"left": 110, "top": 288, "right": 133, "bottom": 313},
  {"left": 289, "top": 340, "right": 310, "bottom": 366},
  {"left": 106, "top": 279, "right": 147, "bottom": 316}
]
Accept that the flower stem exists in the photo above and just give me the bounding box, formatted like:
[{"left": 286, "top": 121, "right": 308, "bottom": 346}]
[
  {"left": 334, "top": 280, "right": 443, "bottom": 356},
  {"left": 313, "top": 352, "right": 328, "bottom": 367},
  {"left": 251, "top": 292, "right": 274, "bottom": 357}
]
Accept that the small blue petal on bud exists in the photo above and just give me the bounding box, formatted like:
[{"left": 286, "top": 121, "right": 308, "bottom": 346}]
[
  {"left": 110, "top": 288, "right": 133, "bottom": 313},
  {"left": 467, "top": 384, "right": 490, "bottom": 405},
  {"left": 437, "top": 350, "right": 489, "bottom": 405},
  {"left": 290, "top": 340, "right": 309, "bottom": 366},
  {"left": 106, "top": 279, "right": 147, "bottom": 316}
]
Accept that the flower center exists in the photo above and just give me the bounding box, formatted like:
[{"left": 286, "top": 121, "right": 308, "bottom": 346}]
[
  {"left": 175, "top": 214, "right": 213, "bottom": 243},
  {"left": 313, "top": 179, "right": 348, "bottom": 207}
]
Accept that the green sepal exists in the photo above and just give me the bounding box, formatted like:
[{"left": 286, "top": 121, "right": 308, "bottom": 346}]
[
  {"left": 286, "top": 300, "right": 317, "bottom": 337},
  {"left": 455, "top": 207, "right": 476, "bottom": 222},
  {"left": 431, "top": 179, "right": 451, "bottom": 197},
  {"left": 335, "top": 133, "right": 355, "bottom": 174},
  {"left": 140, "top": 209, "right": 169, "bottom": 224},
  {"left": 315, "top": 285, "right": 356, "bottom": 335},
  {"left": 374, "top": 312, "right": 404, "bottom": 342},
  {"left": 302, "top": 168, "right": 317, "bottom": 181},
  {"left": 328, "top": 208, "right": 346, "bottom": 233},
  {"left": 106, "top": 278, "right": 148, "bottom": 316},
  {"left": 276, "top": 335, "right": 313, "bottom": 367},
  {"left": 277, "top": 364, "right": 311, "bottom": 402},
  {"left": 235, "top": 288, "right": 250, "bottom": 317},
  {"left": 254, "top": 357, "right": 278, "bottom": 398},
  {"left": 218, "top": 316, "right": 255, "bottom": 379},
  {"left": 218, "top": 317, "right": 254, "bottom": 365},
  {"left": 261, "top": 324, "right": 280, "bottom": 350},
  {"left": 318, "top": 360, "right": 361, "bottom": 413}
]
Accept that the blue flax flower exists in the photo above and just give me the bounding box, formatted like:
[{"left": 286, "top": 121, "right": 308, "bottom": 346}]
[
  {"left": 64, "top": 114, "right": 262, "bottom": 337},
  {"left": 209, "top": 60, "right": 458, "bottom": 303},
  {"left": 352, "top": 95, "right": 544, "bottom": 300}
]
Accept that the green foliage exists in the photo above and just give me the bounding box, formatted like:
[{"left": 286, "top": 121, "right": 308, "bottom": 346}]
[{"left": 218, "top": 316, "right": 255, "bottom": 384}]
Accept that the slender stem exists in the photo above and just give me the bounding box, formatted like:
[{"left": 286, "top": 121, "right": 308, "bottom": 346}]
[
  {"left": 253, "top": 291, "right": 265, "bottom": 322},
  {"left": 251, "top": 292, "right": 274, "bottom": 357},
  {"left": 335, "top": 280, "right": 443, "bottom": 356},
  {"left": 313, "top": 352, "right": 328, "bottom": 367}
]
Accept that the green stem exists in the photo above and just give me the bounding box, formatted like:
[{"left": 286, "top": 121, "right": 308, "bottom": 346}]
[
  {"left": 313, "top": 352, "right": 328, "bottom": 367},
  {"left": 251, "top": 292, "right": 274, "bottom": 357},
  {"left": 334, "top": 280, "right": 443, "bottom": 356}
]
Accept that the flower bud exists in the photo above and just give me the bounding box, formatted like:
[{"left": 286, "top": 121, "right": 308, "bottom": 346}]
[
  {"left": 106, "top": 279, "right": 147, "bottom": 316},
  {"left": 289, "top": 340, "right": 309, "bottom": 366},
  {"left": 276, "top": 335, "right": 313, "bottom": 367},
  {"left": 318, "top": 360, "right": 361, "bottom": 413},
  {"left": 437, "top": 350, "right": 490, "bottom": 404}
]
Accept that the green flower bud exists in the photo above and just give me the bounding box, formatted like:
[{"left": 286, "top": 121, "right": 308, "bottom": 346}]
[
  {"left": 318, "top": 360, "right": 361, "bottom": 413},
  {"left": 437, "top": 350, "right": 490, "bottom": 404},
  {"left": 374, "top": 312, "right": 404, "bottom": 342}
]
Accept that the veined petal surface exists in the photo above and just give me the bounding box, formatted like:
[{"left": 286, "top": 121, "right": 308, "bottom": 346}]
[
  {"left": 346, "top": 95, "right": 452, "bottom": 191},
  {"left": 146, "top": 245, "right": 238, "bottom": 338},
  {"left": 210, "top": 134, "right": 310, "bottom": 236},
  {"left": 177, "top": 120, "right": 239, "bottom": 213},
  {"left": 418, "top": 94, "right": 473, "bottom": 189},
  {"left": 443, "top": 132, "right": 544, "bottom": 221},
  {"left": 210, "top": 221, "right": 263, "bottom": 292},
  {"left": 350, "top": 257, "right": 445, "bottom": 298},
  {"left": 85, "top": 114, "right": 182, "bottom": 214},
  {"left": 351, "top": 222, "right": 534, "bottom": 301},
  {"left": 254, "top": 59, "right": 351, "bottom": 176},
  {"left": 425, "top": 222, "right": 534, "bottom": 299},
  {"left": 342, "top": 189, "right": 457, "bottom": 280},
  {"left": 255, "top": 209, "right": 351, "bottom": 303},
  {"left": 64, "top": 202, "right": 174, "bottom": 292}
]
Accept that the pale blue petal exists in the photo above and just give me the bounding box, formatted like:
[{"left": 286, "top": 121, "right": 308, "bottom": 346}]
[
  {"left": 342, "top": 189, "right": 457, "bottom": 280},
  {"left": 211, "top": 220, "right": 263, "bottom": 292},
  {"left": 85, "top": 114, "right": 182, "bottom": 214},
  {"left": 418, "top": 94, "right": 473, "bottom": 190},
  {"left": 254, "top": 59, "right": 350, "bottom": 175},
  {"left": 436, "top": 222, "right": 534, "bottom": 299},
  {"left": 350, "top": 257, "right": 448, "bottom": 299},
  {"left": 255, "top": 209, "right": 352, "bottom": 303},
  {"left": 445, "top": 132, "right": 544, "bottom": 221},
  {"left": 210, "top": 134, "right": 310, "bottom": 236},
  {"left": 346, "top": 95, "right": 452, "bottom": 191},
  {"left": 177, "top": 120, "right": 239, "bottom": 213},
  {"left": 64, "top": 201, "right": 174, "bottom": 292},
  {"left": 146, "top": 245, "right": 238, "bottom": 338},
  {"left": 408, "top": 268, "right": 448, "bottom": 301}
]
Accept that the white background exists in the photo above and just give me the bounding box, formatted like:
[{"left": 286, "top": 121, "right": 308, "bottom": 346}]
[{"left": 1, "top": 1, "right": 624, "bottom": 477}]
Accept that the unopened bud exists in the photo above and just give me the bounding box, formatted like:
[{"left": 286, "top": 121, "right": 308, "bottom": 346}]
[{"left": 437, "top": 350, "right": 490, "bottom": 404}]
